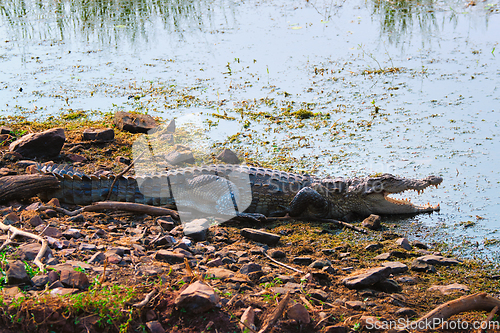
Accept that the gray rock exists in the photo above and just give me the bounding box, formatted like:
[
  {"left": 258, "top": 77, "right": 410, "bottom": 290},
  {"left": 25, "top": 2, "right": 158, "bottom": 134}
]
[
  {"left": 59, "top": 269, "right": 90, "bottom": 290},
  {"left": 269, "top": 249, "right": 286, "bottom": 258},
  {"left": 165, "top": 119, "right": 176, "bottom": 133},
  {"left": 416, "top": 255, "right": 461, "bottom": 266},
  {"left": 239, "top": 263, "right": 262, "bottom": 275},
  {"left": 374, "top": 278, "right": 402, "bottom": 293},
  {"left": 395, "top": 307, "right": 418, "bottom": 317},
  {"left": 381, "top": 261, "right": 408, "bottom": 275},
  {"left": 293, "top": 257, "right": 313, "bottom": 266},
  {"left": 145, "top": 321, "right": 166, "bottom": 333},
  {"left": 42, "top": 227, "right": 62, "bottom": 238},
  {"left": 373, "top": 252, "right": 391, "bottom": 260},
  {"left": 342, "top": 266, "right": 391, "bottom": 289},
  {"left": 114, "top": 111, "right": 158, "bottom": 133},
  {"left": 62, "top": 228, "right": 82, "bottom": 239},
  {"left": 16, "top": 243, "right": 52, "bottom": 261},
  {"left": 308, "top": 289, "right": 328, "bottom": 301},
  {"left": 82, "top": 128, "right": 115, "bottom": 141},
  {"left": 9, "top": 128, "right": 65, "bottom": 158},
  {"left": 27, "top": 215, "right": 43, "bottom": 228},
  {"left": 3, "top": 212, "right": 19, "bottom": 225},
  {"left": 410, "top": 259, "right": 436, "bottom": 273},
  {"left": 365, "top": 243, "right": 382, "bottom": 251},
  {"left": 154, "top": 250, "right": 185, "bottom": 263},
  {"left": 88, "top": 252, "right": 105, "bottom": 264},
  {"left": 240, "top": 228, "right": 280, "bottom": 245},
  {"left": 216, "top": 149, "right": 240, "bottom": 164},
  {"left": 428, "top": 283, "right": 469, "bottom": 295},
  {"left": 164, "top": 149, "right": 195, "bottom": 165},
  {"left": 396, "top": 237, "right": 412, "bottom": 251},
  {"left": 174, "top": 281, "right": 220, "bottom": 314},
  {"left": 361, "top": 214, "right": 381, "bottom": 230},
  {"left": 6, "top": 260, "right": 31, "bottom": 285},
  {"left": 157, "top": 216, "right": 176, "bottom": 231},
  {"left": 287, "top": 303, "right": 310, "bottom": 324},
  {"left": 309, "top": 259, "right": 331, "bottom": 269},
  {"left": 397, "top": 276, "right": 419, "bottom": 284},
  {"left": 184, "top": 219, "right": 210, "bottom": 241},
  {"left": 32, "top": 274, "right": 50, "bottom": 288}
]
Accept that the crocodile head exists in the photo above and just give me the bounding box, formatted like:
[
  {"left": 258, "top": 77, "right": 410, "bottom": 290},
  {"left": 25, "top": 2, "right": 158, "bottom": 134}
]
[{"left": 350, "top": 173, "right": 443, "bottom": 215}]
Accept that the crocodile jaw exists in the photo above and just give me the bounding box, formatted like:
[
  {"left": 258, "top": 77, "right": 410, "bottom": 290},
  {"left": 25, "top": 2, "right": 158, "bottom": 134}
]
[{"left": 364, "top": 191, "right": 440, "bottom": 215}]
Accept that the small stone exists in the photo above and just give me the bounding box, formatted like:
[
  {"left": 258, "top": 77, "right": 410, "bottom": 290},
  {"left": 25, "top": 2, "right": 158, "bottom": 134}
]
[
  {"left": 174, "top": 281, "right": 220, "bottom": 314},
  {"left": 9, "top": 128, "right": 65, "bottom": 158},
  {"left": 309, "top": 259, "right": 331, "bottom": 269},
  {"left": 374, "top": 278, "right": 402, "bottom": 293},
  {"left": 49, "top": 287, "right": 79, "bottom": 296},
  {"left": 416, "top": 255, "right": 461, "bottom": 266},
  {"left": 397, "top": 276, "right": 419, "bottom": 284},
  {"left": 287, "top": 303, "right": 310, "bottom": 324},
  {"left": 216, "top": 148, "right": 240, "bottom": 164},
  {"left": 82, "top": 128, "right": 115, "bottom": 142},
  {"left": 154, "top": 250, "right": 185, "bottom": 263},
  {"left": 342, "top": 266, "right": 391, "bottom": 289},
  {"left": 165, "top": 119, "right": 176, "bottom": 133},
  {"left": 32, "top": 274, "right": 49, "bottom": 288},
  {"left": 362, "top": 214, "right": 381, "bottom": 230},
  {"left": 88, "top": 252, "right": 105, "bottom": 264},
  {"left": 62, "top": 228, "right": 82, "bottom": 239},
  {"left": 365, "top": 243, "right": 382, "bottom": 251},
  {"left": 396, "top": 237, "right": 412, "bottom": 251},
  {"left": 79, "top": 243, "right": 97, "bottom": 251},
  {"left": 6, "top": 260, "right": 31, "bottom": 285},
  {"left": 183, "top": 219, "right": 210, "bottom": 241},
  {"left": 157, "top": 216, "right": 176, "bottom": 231},
  {"left": 114, "top": 111, "right": 158, "bottom": 134},
  {"left": 373, "top": 252, "right": 392, "bottom": 260},
  {"left": 428, "top": 283, "right": 469, "bottom": 295},
  {"left": 292, "top": 257, "right": 313, "bottom": 266},
  {"left": 42, "top": 227, "right": 63, "bottom": 238},
  {"left": 3, "top": 212, "right": 20, "bottom": 225},
  {"left": 28, "top": 215, "right": 44, "bottom": 227},
  {"left": 240, "top": 228, "right": 280, "bottom": 245},
  {"left": 269, "top": 249, "right": 286, "bottom": 258},
  {"left": 16, "top": 243, "right": 52, "bottom": 261},
  {"left": 345, "top": 301, "right": 364, "bottom": 310},
  {"left": 206, "top": 258, "right": 223, "bottom": 267},
  {"left": 47, "top": 198, "right": 61, "bottom": 207},
  {"left": 410, "top": 259, "right": 436, "bottom": 273},
  {"left": 145, "top": 321, "right": 165, "bottom": 333},
  {"left": 381, "top": 261, "right": 408, "bottom": 275},
  {"left": 239, "top": 263, "right": 262, "bottom": 275},
  {"left": 239, "top": 307, "right": 256, "bottom": 332},
  {"left": 164, "top": 149, "right": 195, "bottom": 165},
  {"left": 66, "top": 154, "right": 87, "bottom": 163},
  {"left": 68, "top": 214, "right": 85, "bottom": 223},
  {"left": 395, "top": 307, "right": 418, "bottom": 317},
  {"left": 308, "top": 289, "right": 328, "bottom": 301},
  {"left": 59, "top": 270, "right": 90, "bottom": 290}
]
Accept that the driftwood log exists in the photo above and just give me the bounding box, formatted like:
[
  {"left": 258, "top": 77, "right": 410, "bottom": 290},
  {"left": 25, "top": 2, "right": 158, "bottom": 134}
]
[{"left": 0, "top": 174, "right": 59, "bottom": 202}]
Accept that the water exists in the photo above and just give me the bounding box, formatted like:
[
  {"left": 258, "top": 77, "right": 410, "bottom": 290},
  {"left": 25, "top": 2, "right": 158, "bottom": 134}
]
[{"left": 1, "top": 0, "right": 499, "bottom": 262}]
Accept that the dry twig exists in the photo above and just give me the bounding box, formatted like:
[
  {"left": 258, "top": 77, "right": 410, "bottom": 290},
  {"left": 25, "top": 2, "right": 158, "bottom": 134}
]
[
  {"left": 132, "top": 288, "right": 158, "bottom": 308},
  {"left": 258, "top": 291, "right": 291, "bottom": 333},
  {"left": 263, "top": 251, "right": 304, "bottom": 274}
]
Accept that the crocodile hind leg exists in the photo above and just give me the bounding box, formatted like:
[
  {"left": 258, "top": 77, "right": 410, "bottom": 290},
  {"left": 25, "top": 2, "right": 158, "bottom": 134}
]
[{"left": 288, "top": 187, "right": 329, "bottom": 218}]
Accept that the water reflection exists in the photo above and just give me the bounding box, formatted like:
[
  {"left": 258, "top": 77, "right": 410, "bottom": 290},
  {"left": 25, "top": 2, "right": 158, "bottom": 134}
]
[{"left": 0, "top": 0, "right": 232, "bottom": 47}]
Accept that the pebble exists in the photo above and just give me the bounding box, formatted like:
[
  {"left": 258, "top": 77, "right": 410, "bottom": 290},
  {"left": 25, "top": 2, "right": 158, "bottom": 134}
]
[
  {"left": 174, "top": 281, "right": 220, "bottom": 314},
  {"left": 428, "top": 283, "right": 470, "bottom": 295},
  {"left": 342, "top": 266, "right": 391, "bottom": 289},
  {"left": 287, "top": 303, "right": 311, "bottom": 324},
  {"left": 240, "top": 228, "right": 280, "bottom": 245},
  {"left": 9, "top": 128, "right": 65, "bottom": 158}
]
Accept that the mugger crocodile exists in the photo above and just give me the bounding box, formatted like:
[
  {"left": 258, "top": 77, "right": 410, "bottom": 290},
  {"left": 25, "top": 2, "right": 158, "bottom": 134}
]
[{"left": 36, "top": 163, "right": 442, "bottom": 221}]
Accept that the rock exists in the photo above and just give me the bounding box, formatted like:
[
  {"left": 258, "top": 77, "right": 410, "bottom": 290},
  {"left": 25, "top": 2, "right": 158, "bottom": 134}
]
[
  {"left": 88, "top": 252, "right": 106, "bottom": 264},
  {"left": 428, "top": 283, "right": 470, "bottom": 295},
  {"left": 9, "top": 128, "right": 65, "bottom": 158},
  {"left": 397, "top": 276, "right": 419, "bottom": 284},
  {"left": 114, "top": 111, "right": 158, "bottom": 133},
  {"left": 6, "top": 260, "right": 31, "bottom": 285},
  {"left": 396, "top": 237, "right": 412, "bottom": 251},
  {"left": 174, "top": 281, "right": 220, "bottom": 314},
  {"left": 269, "top": 249, "right": 286, "bottom": 258},
  {"left": 32, "top": 274, "right": 49, "bottom": 288},
  {"left": 59, "top": 270, "right": 90, "bottom": 290},
  {"left": 365, "top": 243, "right": 382, "bottom": 251},
  {"left": 164, "top": 149, "right": 195, "bottom": 165},
  {"left": 345, "top": 301, "right": 365, "bottom": 310},
  {"left": 183, "top": 219, "right": 210, "bottom": 241},
  {"left": 239, "top": 307, "right": 256, "bottom": 332},
  {"left": 154, "top": 250, "right": 185, "bottom": 263},
  {"left": 49, "top": 287, "right": 79, "bottom": 296},
  {"left": 381, "top": 261, "right": 408, "bottom": 275},
  {"left": 3, "top": 212, "right": 19, "bottom": 225},
  {"left": 239, "top": 263, "right": 262, "bottom": 275},
  {"left": 145, "top": 321, "right": 165, "bottom": 333},
  {"left": 82, "top": 128, "right": 115, "bottom": 141},
  {"left": 416, "top": 255, "right": 461, "bottom": 266},
  {"left": 309, "top": 259, "right": 331, "bottom": 269},
  {"left": 42, "top": 227, "right": 63, "bottom": 238},
  {"left": 287, "top": 303, "right": 310, "bottom": 324},
  {"left": 206, "top": 258, "right": 223, "bottom": 267},
  {"left": 308, "top": 289, "right": 328, "bottom": 301},
  {"left": 28, "top": 215, "right": 44, "bottom": 227},
  {"left": 157, "top": 216, "right": 176, "bottom": 231},
  {"left": 374, "top": 279, "right": 402, "bottom": 293},
  {"left": 410, "top": 259, "right": 436, "bottom": 273},
  {"left": 79, "top": 243, "right": 97, "bottom": 251},
  {"left": 165, "top": 119, "right": 176, "bottom": 133},
  {"left": 292, "top": 257, "right": 313, "bottom": 266},
  {"left": 373, "top": 252, "right": 391, "bottom": 260},
  {"left": 216, "top": 148, "right": 240, "bottom": 164},
  {"left": 16, "top": 243, "right": 52, "bottom": 261},
  {"left": 362, "top": 214, "right": 381, "bottom": 230},
  {"left": 240, "top": 228, "right": 280, "bottom": 245},
  {"left": 1, "top": 151, "right": 22, "bottom": 162},
  {"left": 68, "top": 214, "right": 85, "bottom": 223},
  {"left": 395, "top": 307, "right": 418, "bottom": 317},
  {"left": 342, "top": 266, "right": 391, "bottom": 289},
  {"left": 62, "top": 228, "right": 82, "bottom": 239}
]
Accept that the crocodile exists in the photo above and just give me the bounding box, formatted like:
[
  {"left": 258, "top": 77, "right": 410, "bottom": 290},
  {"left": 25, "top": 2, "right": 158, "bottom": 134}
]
[
  {"left": 37, "top": 163, "right": 443, "bottom": 220},
  {"left": 36, "top": 163, "right": 442, "bottom": 221}
]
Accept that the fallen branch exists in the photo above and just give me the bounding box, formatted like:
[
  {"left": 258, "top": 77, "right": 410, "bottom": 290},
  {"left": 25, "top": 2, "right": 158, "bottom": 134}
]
[
  {"left": 0, "top": 219, "right": 48, "bottom": 271},
  {"left": 0, "top": 174, "right": 59, "bottom": 202},
  {"left": 263, "top": 251, "right": 304, "bottom": 274},
  {"left": 479, "top": 305, "right": 498, "bottom": 333},
  {"left": 132, "top": 287, "right": 158, "bottom": 308},
  {"left": 408, "top": 293, "right": 500, "bottom": 330},
  {"left": 258, "top": 291, "right": 291, "bottom": 333},
  {"left": 39, "top": 201, "right": 179, "bottom": 220}
]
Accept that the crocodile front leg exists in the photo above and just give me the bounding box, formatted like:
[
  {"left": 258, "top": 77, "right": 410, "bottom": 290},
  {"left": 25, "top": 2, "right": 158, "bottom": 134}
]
[{"left": 288, "top": 187, "right": 329, "bottom": 218}]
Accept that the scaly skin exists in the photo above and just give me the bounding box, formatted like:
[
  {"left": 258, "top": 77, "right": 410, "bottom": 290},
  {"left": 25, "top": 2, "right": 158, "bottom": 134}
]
[{"left": 37, "top": 163, "right": 442, "bottom": 219}]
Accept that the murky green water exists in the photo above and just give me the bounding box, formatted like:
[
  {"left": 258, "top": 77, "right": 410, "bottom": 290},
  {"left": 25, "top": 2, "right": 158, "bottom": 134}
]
[{"left": 1, "top": 0, "right": 499, "bottom": 262}]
